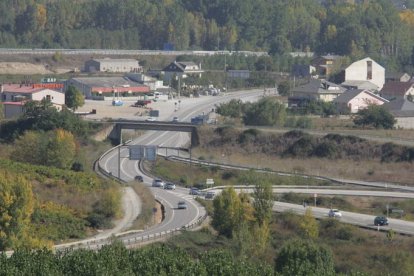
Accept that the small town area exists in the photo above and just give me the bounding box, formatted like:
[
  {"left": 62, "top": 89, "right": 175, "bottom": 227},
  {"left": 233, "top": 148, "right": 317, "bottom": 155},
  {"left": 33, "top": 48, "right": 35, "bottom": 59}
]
[{"left": 2, "top": 1, "right": 414, "bottom": 276}]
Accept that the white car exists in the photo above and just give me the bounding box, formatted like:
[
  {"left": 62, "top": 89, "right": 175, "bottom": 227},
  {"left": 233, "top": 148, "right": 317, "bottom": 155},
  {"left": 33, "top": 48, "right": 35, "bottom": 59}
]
[
  {"left": 328, "top": 209, "right": 342, "bottom": 218},
  {"left": 146, "top": 117, "right": 157, "bottom": 122}
]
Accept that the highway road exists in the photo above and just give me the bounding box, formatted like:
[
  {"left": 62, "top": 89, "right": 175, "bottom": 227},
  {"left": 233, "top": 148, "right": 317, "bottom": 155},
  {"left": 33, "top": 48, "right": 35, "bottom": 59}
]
[
  {"left": 272, "top": 202, "right": 414, "bottom": 236},
  {"left": 98, "top": 90, "right": 265, "bottom": 241},
  {"left": 50, "top": 88, "right": 414, "bottom": 253}
]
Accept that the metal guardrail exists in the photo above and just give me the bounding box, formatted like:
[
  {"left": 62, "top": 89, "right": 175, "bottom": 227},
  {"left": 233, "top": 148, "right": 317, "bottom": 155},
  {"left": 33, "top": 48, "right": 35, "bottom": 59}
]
[
  {"left": 55, "top": 213, "right": 208, "bottom": 252},
  {"left": 0, "top": 48, "right": 268, "bottom": 57}
]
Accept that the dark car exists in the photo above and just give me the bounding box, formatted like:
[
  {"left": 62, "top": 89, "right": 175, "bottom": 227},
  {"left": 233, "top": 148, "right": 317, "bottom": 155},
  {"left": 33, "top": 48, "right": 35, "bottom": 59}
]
[
  {"left": 374, "top": 216, "right": 389, "bottom": 226},
  {"left": 189, "top": 187, "right": 200, "bottom": 195},
  {"left": 134, "top": 175, "right": 143, "bottom": 182}
]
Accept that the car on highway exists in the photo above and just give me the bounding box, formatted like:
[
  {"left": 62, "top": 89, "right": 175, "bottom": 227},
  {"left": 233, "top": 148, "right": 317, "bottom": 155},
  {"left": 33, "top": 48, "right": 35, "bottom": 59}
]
[
  {"left": 374, "top": 216, "right": 389, "bottom": 226},
  {"left": 146, "top": 117, "right": 157, "bottom": 122},
  {"left": 177, "top": 201, "right": 187, "bottom": 209},
  {"left": 205, "top": 191, "right": 215, "bottom": 199},
  {"left": 164, "top": 183, "right": 176, "bottom": 190},
  {"left": 134, "top": 175, "right": 143, "bottom": 182},
  {"left": 189, "top": 187, "right": 200, "bottom": 195},
  {"left": 172, "top": 116, "right": 179, "bottom": 122},
  {"left": 152, "top": 179, "right": 165, "bottom": 188},
  {"left": 328, "top": 209, "right": 342, "bottom": 218}
]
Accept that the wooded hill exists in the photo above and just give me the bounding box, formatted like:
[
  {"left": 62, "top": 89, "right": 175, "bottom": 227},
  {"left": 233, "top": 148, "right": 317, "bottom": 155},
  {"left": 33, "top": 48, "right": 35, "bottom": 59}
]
[{"left": 2, "top": 1, "right": 414, "bottom": 71}]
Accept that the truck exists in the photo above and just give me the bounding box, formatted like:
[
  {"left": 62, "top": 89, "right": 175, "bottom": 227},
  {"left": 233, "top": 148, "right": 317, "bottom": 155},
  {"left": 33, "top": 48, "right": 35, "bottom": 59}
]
[
  {"left": 191, "top": 114, "right": 209, "bottom": 125},
  {"left": 133, "top": 100, "right": 151, "bottom": 107}
]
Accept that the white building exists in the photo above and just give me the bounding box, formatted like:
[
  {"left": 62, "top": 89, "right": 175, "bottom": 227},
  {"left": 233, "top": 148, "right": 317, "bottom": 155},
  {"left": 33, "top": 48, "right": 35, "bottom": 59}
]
[
  {"left": 84, "top": 58, "right": 142, "bottom": 73},
  {"left": 1, "top": 84, "right": 65, "bottom": 118},
  {"left": 342, "top": 57, "right": 385, "bottom": 91}
]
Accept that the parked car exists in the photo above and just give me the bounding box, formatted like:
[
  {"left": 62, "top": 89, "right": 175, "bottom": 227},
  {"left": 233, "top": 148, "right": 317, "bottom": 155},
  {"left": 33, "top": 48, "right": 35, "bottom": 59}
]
[
  {"left": 189, "top": 187, "right": 200, "bottom": 195},
  {"left": 134, "top": 175, "right": 143, "bottom": 182},
  {"left": 146, "top": 117, "right": 157, "bottom": 122},
  {"left": 152, "top": 179, "right": 165, "bottom": 188},
  {"left": 205, "top": 191, "right": 215, "bottom": 199},
  {"left": 328, "top": 209, "right": 342, "bottom": 218},
  {"left": 164, "top": 183, "right": 176, "bottom": 190},
  {"left": 374, "top": 216, "right": 389, "bottom": 226},
  {"left": 177, "top": 201, "right": 187, "bottom": 209},
  {"left": 172, "top": 116, "right": 179, "bottom": 122}
]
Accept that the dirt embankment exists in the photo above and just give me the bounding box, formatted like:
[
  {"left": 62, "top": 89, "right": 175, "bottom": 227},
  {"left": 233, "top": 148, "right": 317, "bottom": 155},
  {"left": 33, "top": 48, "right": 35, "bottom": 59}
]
[{"left": 0, "top": 62, "right": 53, "bottom": 75}]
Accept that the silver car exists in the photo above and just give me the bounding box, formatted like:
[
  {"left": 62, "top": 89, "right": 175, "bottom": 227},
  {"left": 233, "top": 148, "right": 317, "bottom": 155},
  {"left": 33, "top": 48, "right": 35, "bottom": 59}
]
[{"left": 152, "top": 179, "right": 165, "bottom": 188}]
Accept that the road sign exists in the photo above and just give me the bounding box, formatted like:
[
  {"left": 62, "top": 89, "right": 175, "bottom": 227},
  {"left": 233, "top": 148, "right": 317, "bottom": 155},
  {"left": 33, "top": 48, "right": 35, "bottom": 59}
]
[
  {"left": 129, "top": 145, "right": 144, "bottom": 160},
  {"left": 145, "top": 146, "right": 157, "bottom": 161}
]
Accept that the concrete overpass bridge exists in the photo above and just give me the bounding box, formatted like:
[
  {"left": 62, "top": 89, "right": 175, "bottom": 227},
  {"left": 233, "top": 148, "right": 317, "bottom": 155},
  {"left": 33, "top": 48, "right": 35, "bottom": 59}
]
[{"left": 107, "top": 120, "right": 200, "bottom": 146}]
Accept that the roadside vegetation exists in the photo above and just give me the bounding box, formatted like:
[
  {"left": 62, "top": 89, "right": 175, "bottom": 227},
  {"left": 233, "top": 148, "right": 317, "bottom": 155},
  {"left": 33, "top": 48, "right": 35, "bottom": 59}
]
[
  {"left": 129, "top": 182, "right": 157, "bottom": 229},
  {"left": 0, "top": 100, "right": 120, "bottom": 250},
  {"left": 277, "top": 193, "right": 414, "bottom": 220},
  {"left": 151, "top": 158, "right": 331, "bottom": 188},
  {"left": 193, "top": 127, "right": 414, "bottom": 184}
]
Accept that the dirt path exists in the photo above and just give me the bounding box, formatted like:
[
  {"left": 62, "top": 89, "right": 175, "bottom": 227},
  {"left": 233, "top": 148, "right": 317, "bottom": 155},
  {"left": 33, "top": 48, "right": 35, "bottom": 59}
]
[{"left": 93, "top": 187, "right": 141, "bottom": 239}]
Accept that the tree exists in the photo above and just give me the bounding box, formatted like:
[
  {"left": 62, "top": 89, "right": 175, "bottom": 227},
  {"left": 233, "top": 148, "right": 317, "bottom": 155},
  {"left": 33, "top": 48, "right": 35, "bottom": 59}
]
[
  {"left": 65, "top": 85, "right": 85, "bottom": 111},
  {"left": 11, "top": 129, "right": 77, "bottom": 169},
  {"left": 299, "top": 208, "right": 319, "bottom": 239},
  {"left": 275, "top": 239, "right": 335, "bottom": 276},
  {"left": 253, "top": 179, "right": 273, "bottom": 226},
  {"left": 277, "top": 81, "right": 291, "bottom": 96},
  {"left": 0, "top": 170, "right": 34, "bottom": 250},
  {"left": 243, "top": 98, "right": 286, "bottom": 126},
  {"left": 216, "top": 99, "right": 244, "bottom": 118},
  {"left": 45, "top": 129, "right": 77, "bottom": 169},
  {"left": 212, "top": 187, "right": 242, "bottom": 238},
  {"left": 353, "top": 105, "right": 396, "bottom": 129}
]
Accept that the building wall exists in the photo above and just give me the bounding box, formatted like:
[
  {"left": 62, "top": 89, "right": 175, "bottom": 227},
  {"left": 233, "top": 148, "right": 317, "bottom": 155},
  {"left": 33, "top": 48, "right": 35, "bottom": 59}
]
[
  {"left": 65, "top": 79, "right": 93, "bottom": 99},
  {"left": 395, "top": 117, "right": 414, "bottom": 129},
  {"left": 4, "top": 104, "right": 24, "bottom": 118},
  {"left": 2, "top": 89, "right": 64, "bottom": 105},
  {"left": 31, "top": 89, "right": 65, "bottom": 106},
  {"left": 345, "top": 58, "right": 385, "bottom": 90},
  {"left": 85, "top": 60, "right": 100, "bottom": 72},
  {"left": 347, "top": 93, "right": 385, "bottom": 113}
]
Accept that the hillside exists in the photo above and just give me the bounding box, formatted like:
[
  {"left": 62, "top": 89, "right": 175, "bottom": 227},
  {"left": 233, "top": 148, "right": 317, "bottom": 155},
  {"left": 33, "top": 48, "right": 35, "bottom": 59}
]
[{"left": 1, "top": 1, "right": 414, "bottom": 71}]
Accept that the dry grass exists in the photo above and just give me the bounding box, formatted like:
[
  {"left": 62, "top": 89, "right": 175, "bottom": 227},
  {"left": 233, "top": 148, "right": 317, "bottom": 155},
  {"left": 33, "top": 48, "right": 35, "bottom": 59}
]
[
  {"left": 129, "top": 182, "right": 157, "bottom": 230},
  {"left": 192, "top": 147, "right": 414, "bottom": 185}
]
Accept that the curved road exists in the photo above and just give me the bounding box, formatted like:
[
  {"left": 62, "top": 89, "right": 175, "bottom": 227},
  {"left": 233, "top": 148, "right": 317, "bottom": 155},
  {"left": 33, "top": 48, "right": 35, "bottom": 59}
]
[{"left": 99, "top": 90, "right": 265, "bottom": 238}]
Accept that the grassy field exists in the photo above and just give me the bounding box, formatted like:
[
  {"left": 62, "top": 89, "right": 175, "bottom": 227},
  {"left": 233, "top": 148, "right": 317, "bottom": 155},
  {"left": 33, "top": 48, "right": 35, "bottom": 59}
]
[
  {"left": 150, "top": 158, "right": 334, "bottom": 189},
  {"left": 192, "top": 126, "right": 414, "bottom": 185}
]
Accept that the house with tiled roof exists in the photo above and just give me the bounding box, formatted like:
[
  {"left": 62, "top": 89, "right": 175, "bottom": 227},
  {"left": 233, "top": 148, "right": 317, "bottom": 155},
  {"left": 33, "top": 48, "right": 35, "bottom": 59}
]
[
  {"left": 288, "top": 79, "right": 346, "bottom": 106},
  {"left": 333, "top": 89, "right": 388, "bottom": 113},
  {"left": 1, "top": 84, "right": 65, "bottom": 118},
  {"left": 379, "top": 81, "right": 414, "bottom": 101},
  {"left": 162, "top": 61, "right": 204, "bottom": 82},
  {"left": 383, "top": 98, "right": 414, "bottom": 129},
  {"left": 385, "top": 72, "right": 411, "bottom": 83}
]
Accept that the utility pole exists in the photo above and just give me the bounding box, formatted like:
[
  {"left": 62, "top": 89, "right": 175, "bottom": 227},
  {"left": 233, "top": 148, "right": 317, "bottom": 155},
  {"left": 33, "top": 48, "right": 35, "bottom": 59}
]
[
  {"left": 224, "top": 54, "right": 228, "bottom": 93},
  {"left": 118, "top": 130, "right": 122, "bottom": 179},
  {"left": 178, "top": 76, "right": 180, "bottom": 99}
]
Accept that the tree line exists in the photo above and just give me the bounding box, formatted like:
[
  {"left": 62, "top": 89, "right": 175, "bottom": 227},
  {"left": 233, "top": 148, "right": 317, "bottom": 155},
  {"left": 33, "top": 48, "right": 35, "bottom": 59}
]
[{"left": 1, "top": 1, "right": 414, "bottom": 71}]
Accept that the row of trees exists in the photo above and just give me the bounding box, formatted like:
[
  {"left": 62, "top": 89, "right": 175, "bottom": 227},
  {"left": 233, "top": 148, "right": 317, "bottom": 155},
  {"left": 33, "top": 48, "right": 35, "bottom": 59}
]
[
  {"left": 0, "top": 240, "right": 337, "bottom": 276},
  {"left": 0, "top": 1, "right": 414, "bottom": 70},
  {"left": 212, "top": 173, "right": 274, "bottom": 258},
  {"left": 217, "top": 97, "right": 396, "bottom": 129}
]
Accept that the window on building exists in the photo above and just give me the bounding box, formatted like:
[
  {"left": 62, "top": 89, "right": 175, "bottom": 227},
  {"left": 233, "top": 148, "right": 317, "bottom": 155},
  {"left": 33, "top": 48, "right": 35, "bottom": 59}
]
[
  {"left": 2, "top": 94, "right": 5, "bottom": 100},
  {"left": 367, "top": 61, "right": 372, "bottom": 80}
]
